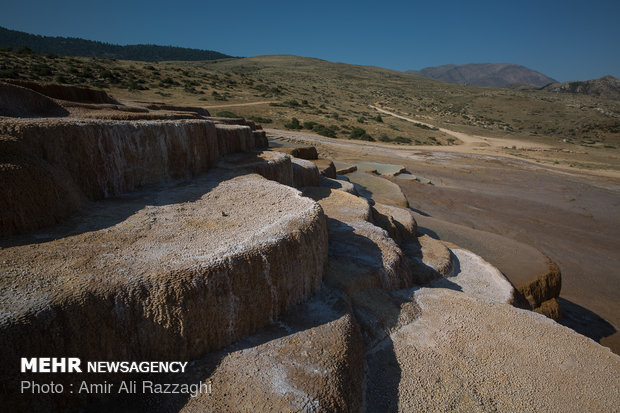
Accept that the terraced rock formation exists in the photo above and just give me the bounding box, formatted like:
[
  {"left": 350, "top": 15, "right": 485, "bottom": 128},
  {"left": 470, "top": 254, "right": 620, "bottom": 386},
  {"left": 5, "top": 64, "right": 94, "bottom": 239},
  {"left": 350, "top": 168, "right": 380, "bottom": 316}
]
[{"left": 1, "top": 84, "right": 619, "bottom": 411}]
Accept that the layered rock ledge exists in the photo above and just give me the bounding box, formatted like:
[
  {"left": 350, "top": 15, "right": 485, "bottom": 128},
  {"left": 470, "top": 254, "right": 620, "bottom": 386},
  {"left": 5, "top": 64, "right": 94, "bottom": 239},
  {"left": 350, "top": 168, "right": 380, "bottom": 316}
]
[
  {"left": 0, "top": 119, "right": 264, "bottom": 236},
  {"left": 1, "top": 171, "right": 327, "bottom": 392}
]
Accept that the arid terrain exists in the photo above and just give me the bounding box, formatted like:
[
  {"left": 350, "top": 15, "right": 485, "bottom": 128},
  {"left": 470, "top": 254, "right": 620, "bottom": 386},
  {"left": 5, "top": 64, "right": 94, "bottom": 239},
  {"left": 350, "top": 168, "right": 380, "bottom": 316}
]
[
  {"left": 267, "top": 127, "right": 620, "bottom": 353},
  {"left": 1, "top": 48, "right": 619, "bottom": 411}
]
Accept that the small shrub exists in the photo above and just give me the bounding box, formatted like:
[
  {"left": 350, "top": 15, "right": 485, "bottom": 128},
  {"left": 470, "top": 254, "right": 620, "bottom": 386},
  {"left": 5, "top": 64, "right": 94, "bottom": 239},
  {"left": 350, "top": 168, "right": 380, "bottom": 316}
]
[
  {"left": 216, "top": 111, "right": 240, "bottom": 118},
  {"left": 303, "top": 121, "right": 317, "bottom": 130},
  {"left": 0, "top": 69, "right": 19, "bottom": 78},
  {"left": 284, "top": 117, "right": 302, "bottom": 130},
  {"left": 212, "top": 91, "right": 227, "bottom": 101},
  {"left": 17, "top": 46, "right": 34, "bottom": 55},
  {"left": 54, "top": 74, "right": 69, "bottom": 84},
  {"left": 313, "top": 124, "right": 336, "bottom": 138},
  {"left": 248, "top": 116, "right": 273, "bottom": 124},
  {"left": 349, "top": 127, "right": 374, "bottom": 141},
  {"left": 394, "top": 136, "right": 412, "bottom": 144},
  {"left": 375, "top": 115, "right": 383, "bottom": 123},
  {"left": 32, "top": 64, "right": 53, "bottom": 76}
]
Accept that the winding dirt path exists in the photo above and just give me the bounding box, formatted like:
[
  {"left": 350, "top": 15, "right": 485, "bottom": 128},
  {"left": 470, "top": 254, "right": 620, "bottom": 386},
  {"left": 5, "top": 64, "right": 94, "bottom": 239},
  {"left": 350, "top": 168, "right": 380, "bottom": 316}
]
[{"left": 370, "top": 104, "right": 551, "bottom": 150}]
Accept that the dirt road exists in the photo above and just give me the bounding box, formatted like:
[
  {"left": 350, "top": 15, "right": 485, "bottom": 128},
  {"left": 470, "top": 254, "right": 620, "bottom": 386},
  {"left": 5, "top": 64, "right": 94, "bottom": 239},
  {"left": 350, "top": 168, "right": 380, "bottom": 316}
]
[{"left": 370, "top": 104, "right": 553, "bottom": 150}]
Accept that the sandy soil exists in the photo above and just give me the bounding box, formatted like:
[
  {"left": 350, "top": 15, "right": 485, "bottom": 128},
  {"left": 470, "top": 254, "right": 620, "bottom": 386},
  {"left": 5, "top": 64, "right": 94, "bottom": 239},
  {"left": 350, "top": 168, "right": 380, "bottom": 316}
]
[{"left": 267, "top": 128, "right": 620, "bottom": 354}]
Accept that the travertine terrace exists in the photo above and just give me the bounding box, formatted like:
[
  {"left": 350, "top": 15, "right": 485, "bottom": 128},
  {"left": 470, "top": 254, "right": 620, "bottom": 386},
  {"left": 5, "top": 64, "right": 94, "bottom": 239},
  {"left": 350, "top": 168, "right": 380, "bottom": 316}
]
[{"left": 1, "top": 81, "right": 618, "bottom": 412}]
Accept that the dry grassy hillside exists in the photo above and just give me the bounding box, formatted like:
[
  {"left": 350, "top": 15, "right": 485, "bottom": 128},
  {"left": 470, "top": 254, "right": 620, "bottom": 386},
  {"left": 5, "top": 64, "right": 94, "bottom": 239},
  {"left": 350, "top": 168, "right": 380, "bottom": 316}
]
[{"left": 2, "top": 50, "right": 619, "bottom": 170}]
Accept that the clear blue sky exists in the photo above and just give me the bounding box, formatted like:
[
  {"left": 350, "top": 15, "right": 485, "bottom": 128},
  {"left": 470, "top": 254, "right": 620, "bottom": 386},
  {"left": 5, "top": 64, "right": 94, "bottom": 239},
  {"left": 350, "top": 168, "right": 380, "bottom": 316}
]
[{"left": 1, "top": 0, "right": 619, "bottom": 81}]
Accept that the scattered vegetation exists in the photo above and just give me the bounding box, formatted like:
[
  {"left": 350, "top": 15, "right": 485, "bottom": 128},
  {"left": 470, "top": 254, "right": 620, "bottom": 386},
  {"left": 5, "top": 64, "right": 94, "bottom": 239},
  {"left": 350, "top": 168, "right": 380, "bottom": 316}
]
[
  {"left": 349, "top": 127, "right": 374, "bottom": 141},
  {"left": 0, "top": 48, "right": 616, "bottom": 165},
  {"left": 216, "top": 111, "right": 241, "bottom": 118},
  {"left": 284, "top": 117, "right": 302, "bottom": 130}
]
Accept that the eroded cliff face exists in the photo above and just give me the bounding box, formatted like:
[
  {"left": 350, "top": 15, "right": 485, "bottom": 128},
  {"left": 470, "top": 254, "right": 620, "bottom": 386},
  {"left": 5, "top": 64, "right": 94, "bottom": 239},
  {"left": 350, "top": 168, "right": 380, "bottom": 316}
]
[
  {"left": 0, "top": 120, "right": 264, "bottom": 236},
  {"left": 0, "top": 114, "right": 330, "bottom": 411}
]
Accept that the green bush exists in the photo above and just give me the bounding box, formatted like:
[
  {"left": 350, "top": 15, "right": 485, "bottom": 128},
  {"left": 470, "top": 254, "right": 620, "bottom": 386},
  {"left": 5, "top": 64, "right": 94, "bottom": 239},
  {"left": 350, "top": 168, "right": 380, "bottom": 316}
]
[
  {"left": 303, "top": 121, "right": 317, "bottom": 130},
  {"left": 216, "top": 111, "right": 240, "bottom": 118},
  {"left": 248, "top": 115, "right": 273, "bottom": 124},
  {"left": 313, "top": 124, "right": 336, "bottom": 138},
  {"left": 32, "top": 64, "right": 53, "bottom": 76},
  {"left": 375, "top": 115, "right": 383, "bottom": 123},
  {"left": 54, "top": 74, "right": 69, "bottom": 84},
  {"left": 394, "top": 136, "right": 412, "bottom": 144},
  {"left": 284, "top": 117, "right": 302, "bottom": 130},
  {"left": 349, "top": 127, "right": 374, "bottom": 141}
]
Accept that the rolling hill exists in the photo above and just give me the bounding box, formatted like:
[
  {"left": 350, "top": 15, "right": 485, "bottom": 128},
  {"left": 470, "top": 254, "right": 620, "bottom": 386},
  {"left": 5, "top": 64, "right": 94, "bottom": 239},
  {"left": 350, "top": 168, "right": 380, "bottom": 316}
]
[
  {"left": 409, "top": 63, "right": 557, "bottom": 88},
  {"left": 542, "top": 75, "right": 620, "bottom": 100}
]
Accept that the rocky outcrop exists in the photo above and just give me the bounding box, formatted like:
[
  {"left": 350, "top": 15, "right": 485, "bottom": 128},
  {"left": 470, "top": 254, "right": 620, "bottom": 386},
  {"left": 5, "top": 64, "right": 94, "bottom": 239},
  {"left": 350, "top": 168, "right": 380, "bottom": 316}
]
[
  {"left": 542, "top": 75, "right": 620, "bottom": 101},
  {"left": 334, "top": 161, "right": 357, "bottom": 175},
  {"left": 0, "top": 119, "right": 224, "bottom": 236},
  {"left": 348, "top": 170, "right": 409, "bottom": 207},
  {"left": 371, "top": 202, "right": 417, "bottom": 245},
  {"left": 219, "top": 150, "right": 293, "bottom": 187},
  {"left": 312, "top": 159, "right": 337, "bottom": 178},
  {"left": 215, "top": 124, "right": 254, "bottom": 155},
  {"left": 208, "top": 117, "right": 260, "bottom": 130},
  {"left": 1, "top": 172, "right": 328, "bottom": 411},
  {"left": 291, "top": 157, "right": 320, "bottom": 188},
  {"left": 320, "top": 175, "right": 358, "bottom": 195},
  {"left": 516, "top": 259, "right": 562, "bottom": 320},
  {"left": 253, "top": 129, "right": 268, "bottom": 148},
  {"left": 3, "top": 79, "right": 118, "bottom": 104},
  {"left": 0, "top": 82, "right": 69, "bottom": 118},
  {"left": 273, "top": 145, "right": 319, "bottom": 160},
  {"left": 303, "top": 187, "right": 412, "bottom": 292}
]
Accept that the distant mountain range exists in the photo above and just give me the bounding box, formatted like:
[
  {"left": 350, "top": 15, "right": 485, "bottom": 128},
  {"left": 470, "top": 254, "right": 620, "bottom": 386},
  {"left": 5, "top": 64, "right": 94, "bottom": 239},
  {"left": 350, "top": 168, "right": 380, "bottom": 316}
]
[
  {"left": 541, "top": 76, "right": 620, "bottom": 101},
  {"left": 408, "top": 63, "right": 557, "bottom": 88},
  {"left": 0, "top": 26, "right": 234, "bottom": 62}
]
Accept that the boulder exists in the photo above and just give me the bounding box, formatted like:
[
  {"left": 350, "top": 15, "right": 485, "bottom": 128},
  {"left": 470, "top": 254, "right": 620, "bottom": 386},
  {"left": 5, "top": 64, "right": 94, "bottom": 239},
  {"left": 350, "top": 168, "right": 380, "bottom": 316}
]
[
  {"left": 253, "top": 130, "right": 268, "bottom": 148},
  {"left": 319, "top": 175, "right": 358, "bottom": 195},
  {"left": 220, "top": 150, "right": 293, "bottom": 187},
  {"left": 273, "top": 145, "right": 318, "bottom": 160},
  {"left": 311, "top": 159, "right": 337, "bottom": 178},
  {"left": 517, "top": 260, "right": 562, "bottom": 315},
  {"left": 215, "top": 124, "right": 255, "bottom": 155},
  {"left": 347, "top": 171, "right": 409, "bottom": 207},
  {"left": 371, "top": 203, "right": 418, "bottom": 245},
  {"left": 291, "top": 157, "right": 320, "bottom": 188}
]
